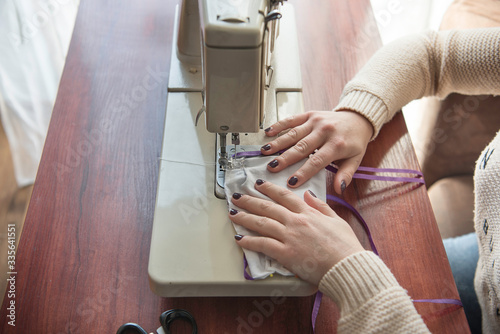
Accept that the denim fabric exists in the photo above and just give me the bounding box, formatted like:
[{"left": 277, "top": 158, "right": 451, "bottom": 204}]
[{"left": 443, "top": 233, "right": 482, "bottom": 333}]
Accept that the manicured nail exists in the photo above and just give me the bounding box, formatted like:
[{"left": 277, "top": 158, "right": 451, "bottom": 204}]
[
  {"left": 288, "top": 176, "right": 298, "bottom": 186},
  {"left": 230, "top": 209, "right": 238, "bottom": 215},
  {"left": 341, "top": 180, "right": 346, "bottom": 193},
  {"left": 268, "top": 159, "right": 279, "bottom": 168},
  {"left": 233, "top": 193, "right": 242, "bottom": 200},
  {"left": 261, "top": 144, "right": 271, "bottom": 151},
  {"left": 235, "top": 234, "right": 244, "bottom": 241},
  {"left": 308, "top": 190, "right": 317, "bottom": 198},
  {"left": 264, "top": 127, "right": 272, "bottom": 132},
  {"left": 256, "top": 179, "right": 265, "bottom": 185}
]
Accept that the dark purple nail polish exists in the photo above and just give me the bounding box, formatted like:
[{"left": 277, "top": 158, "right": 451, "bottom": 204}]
[
  {"left": 288, "top": 176, "right": 298, "bottom": 186},
  {"left": 235, "top": 234, "right": 244, "bottom": 241},
  {"left": 264, "top": 127, "right": 272, "bottom": 132},
  {"left": 256, "top": 179, "right": 265, "bottom": 185},
  {"left": 308, "top": 190, "right": 317, "bottom": 198},
  {"left": 233, "top": 193, "right": 242, "bottom": 200},
  {"left": 230, "top": 209, "right": 238, "bottom": 215},
  {"left": 261, "top": 144, "right": 271, "bottom": 151},
  {"left": 341, "top": 180, "right": 346, "bottom": 193},
  {"left": 268, "top": 159, "right": 279, "bottom": 168}
]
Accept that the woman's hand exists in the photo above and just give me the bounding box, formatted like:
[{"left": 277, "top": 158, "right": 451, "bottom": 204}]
[
  {"left": 261, "top": 110, "right": 373, "bottom": 194},
  {"left": 229, "top": 180, "right": 365, "bottom": 286}
]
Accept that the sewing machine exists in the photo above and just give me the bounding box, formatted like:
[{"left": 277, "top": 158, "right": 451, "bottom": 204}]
[{"left": 148, "top": 0, "right": 315, "bottom": 296}]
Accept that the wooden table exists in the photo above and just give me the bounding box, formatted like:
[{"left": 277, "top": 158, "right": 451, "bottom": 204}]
[{"left": 0, "top": 0, "right": 469, "bottom": 333}]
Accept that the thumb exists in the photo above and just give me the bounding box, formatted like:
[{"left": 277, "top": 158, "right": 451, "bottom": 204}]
[{"left": 304, "top": 190, "right": 337, "bottom": 218}]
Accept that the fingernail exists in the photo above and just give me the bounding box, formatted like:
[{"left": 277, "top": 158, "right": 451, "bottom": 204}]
[
  {"left": 341, "top": 180, "right": 346, "bottom": 194},
  {"left": 256, "top": 179, "right": 265, "bottom": 185},
  {"left": 288, "top": 176, "right": 298, "bottom": 186},
  {"left": 235, "top": 234, "right": 244, "bottom": 241},
  {"left": 264, "top": 127, "right": 272, "bottom": 132},
  {"left": 233, "top": 193, "right": 242, "bottom": 200},
  {"left": 308, "top": 190, "right": 317, "bottom": 198},
  {"left": 268, "top": 159, "right": 279, "bottom": 168},
  {"left": 230, "top": 209, "right": 238, "bottom": 215},
  {"left": 261, "top": 144, "right": 271, "bottom": 151}
]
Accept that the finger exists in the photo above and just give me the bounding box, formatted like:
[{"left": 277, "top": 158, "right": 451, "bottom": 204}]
[
  {"left": 234, "top": 235, "right": 286, "bottom": 263},
  {"left": 231, "top": 192, "right": 290, "bottom": 223},
  {"left": 229, "top": 210, "right": 286, "bottom": 240},
  {"left": 284, "top": 146, "right": 335, "bottom": 188},
  {"left": 303, "top": 190, "right": 337, "bottom": 218},
  {"left": 261, "top": 123, "right": 311, "bottom": 157},
  {"left": 254, "top": 180, "right": 309, "bottom": 213},
  {"left": 265, "top": 132, "right": 324, "bottom": 173},
  {"left": 334, "top": 155, "right": 363, "bottom": 195},
  {"left": 263, "top": 113, "right": 310, "bottom": 137}
]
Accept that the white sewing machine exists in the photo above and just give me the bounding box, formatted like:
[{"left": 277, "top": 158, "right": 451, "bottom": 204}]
[{"left": 148, "top": 0, "right": 315, "bottom": 296}]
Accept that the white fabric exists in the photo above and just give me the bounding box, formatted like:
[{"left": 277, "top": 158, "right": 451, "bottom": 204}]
[
  {"left": 0, "top": 0, "right": 79, "bottom": 186},
  {"left": 224, "top": 155, "right": 326, "bottom": 279}
]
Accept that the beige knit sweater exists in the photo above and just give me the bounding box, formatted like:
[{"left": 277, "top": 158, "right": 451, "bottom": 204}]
[{"left": 319, "top": 28, "right": 500, "bottom": 333}]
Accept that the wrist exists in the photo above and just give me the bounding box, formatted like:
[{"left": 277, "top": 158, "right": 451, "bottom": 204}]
[
  {"left": 333, "top": 91, "right": 387, "bottom": 140},
  {"left": 335, "top": 109, "right": 374, "bottom": 141},
  {"left": 319, "top": 251, "right": 399, "bottom": 314}
]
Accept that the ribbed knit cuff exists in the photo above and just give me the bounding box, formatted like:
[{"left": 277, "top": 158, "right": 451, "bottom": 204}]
[
  {"left": 333, "top": 91, "right": 389, "bottom": 140},
  {"left": 319, "top": 251, "right": 399, "bottom": 315}
]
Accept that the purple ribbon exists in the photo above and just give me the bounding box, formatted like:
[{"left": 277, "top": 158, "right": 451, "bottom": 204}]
[
  {"left": 311, "top": 291, "right": 323, "bottom": 332},
  {"left": 326, "top": 165, "right": 424, "bottom": 184},
  {"left": 310, "top": 192, "right": 463, "bottom": 331},
  {"left": 235, "top": 150, "right": 424, "bottom": 184},
  {"left": 243, "top": 256, "right": 254, "bottom": 281},
  {"left": 234, "top": 149, "right": 287, "bottom": 158},
  {"left": 326, "top": 194, "right": 379, "bottom": 255},
  {"left": 413, "top": 298, "right": 463, "bottom": 306},
  {"left": 234, "top": 150, "right": 263, "bottom": 157}
]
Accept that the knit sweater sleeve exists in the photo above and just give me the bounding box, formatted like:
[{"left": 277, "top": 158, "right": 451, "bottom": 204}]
[
  {"left": 333, "top": 28, "right": 500, "bottom": 138},
  {"left": 319, "top": 251, "right": 430, "bottom": 334}
]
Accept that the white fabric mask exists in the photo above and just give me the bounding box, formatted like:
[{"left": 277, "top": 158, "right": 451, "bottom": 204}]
[{"left": 224, "top": 155, "right": 326, "bottom": 279}]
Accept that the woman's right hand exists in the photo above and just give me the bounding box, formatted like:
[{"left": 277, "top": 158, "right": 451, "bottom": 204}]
[
  {"left": 229, "top": 180, "right": 366, "bottom": 286},
  {"left": 261, "top": 110, "right": 374, "bottom": 194}
]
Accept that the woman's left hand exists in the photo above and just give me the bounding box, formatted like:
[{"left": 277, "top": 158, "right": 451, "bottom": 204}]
[
  {"left": 228, "top": 180, "right": 365, "bottom": 286},
  {"left": 261, "top": 110, "right": 373, "bottom": 194}
]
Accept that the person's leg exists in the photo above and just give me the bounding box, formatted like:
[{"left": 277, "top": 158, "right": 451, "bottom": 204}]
[
  {"left": 417, "top": 95, "right": 500, "bottom": 188},
  {"left": 443, "top": 233, "right": 481, "bottom": 333},
  {"left": 428, "top": 175, "right": 474, "bottom": 238}
]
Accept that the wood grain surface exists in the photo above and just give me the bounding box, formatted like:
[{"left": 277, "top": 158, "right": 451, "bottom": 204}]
[{"left": 0, "top": 0, "right": 469, "bottom": 333}]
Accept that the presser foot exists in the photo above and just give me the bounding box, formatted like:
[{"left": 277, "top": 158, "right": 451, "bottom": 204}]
[{"left": 214, "top": 142, "right": 263, "bottom": 199}]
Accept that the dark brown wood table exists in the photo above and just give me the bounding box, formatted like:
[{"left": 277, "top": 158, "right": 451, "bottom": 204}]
[{"left": 0, "top": 0, "right": 470, "bottom": 333}]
